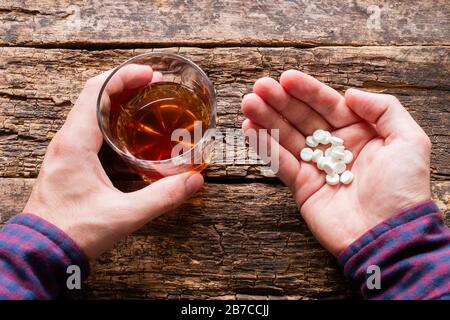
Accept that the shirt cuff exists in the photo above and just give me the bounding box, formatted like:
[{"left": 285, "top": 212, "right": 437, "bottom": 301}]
[
  {"left": 338, "top": 200, "right": 450, "bottom": 299},
  {"left": 0, "top": 213, "right": 90, "bottom": 299}
]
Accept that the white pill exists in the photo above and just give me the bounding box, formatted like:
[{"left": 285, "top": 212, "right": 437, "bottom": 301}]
[
  {"left": 306, "top": 136, "right": 319, "bottom": 147},
  {"left": 319, "top": 131, "right": 332, "bottom": 144},
  {"left": 343, "top": 150, "right": 353, "bottom": 164},
  {"left": 312, "top": 129, "right": 325, "bottom": 142},
  {"left": 326, "top": 173, "right": 340, "bottom": 186},
  {"left": 311, "top": 149, "right": 324, "bottom": 162},
  {"left": 324, "top": 147, "right": 332, "bottom": 157},
  {"left": 340, "top": 170, "right": 354, "bottom": 184},
  {"left": 323, "top": 160, "right": 335, "bottom": 175},
  {"left": 317, "top": 156, "right": 326, "bottom": 170},
  {"left": 330, "top": 136, "right": 344, "bottom": 146},
  {"left": 300, "top": 147, "right": 314, "bottom": 161},
  {"left": 331, "top": 149, "right": 345, "bottom": 160},
  {"left": 334, "top": 162, "right": 346, "bottom": 174},
  {"left": 332, "top": 145, "right": 345, "bottom": 152}
]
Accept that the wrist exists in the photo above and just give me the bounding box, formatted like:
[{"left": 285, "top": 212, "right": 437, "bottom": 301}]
[
  {"left": 338, "top": 200, "right": 436, "bottom": 257},
  {"left": 337, "top": 200, "right": 448, "bottom": 299}
]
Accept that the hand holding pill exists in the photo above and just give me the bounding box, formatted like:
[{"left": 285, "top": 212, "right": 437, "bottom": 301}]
[
  {"left": 242, "top": 70, "right": 432, "bottom": 256},
  {"left": 300, "top": 129, "right": 353, "bottom": 185}
]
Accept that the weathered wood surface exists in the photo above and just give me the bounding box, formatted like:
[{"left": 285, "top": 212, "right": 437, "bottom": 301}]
[
  {"left": 0, "top": 178, "right": 448, "bottom": 299},
  {"left": 0, "top": 46, "right": 449, "bottom": 180},
  {"left": 1, "top": 1, "right": 449, "bottom": 298},
  {"left": 1, "top": 0, "right": 449, "bottom": 47}
]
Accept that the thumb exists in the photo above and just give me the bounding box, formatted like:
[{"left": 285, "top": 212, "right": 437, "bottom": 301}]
[
  {"left": 345, "top": 88, "right": 423, "bottom": 140},
  {"left": 126, "top": 172, "right": 204, "bottom": 224}
]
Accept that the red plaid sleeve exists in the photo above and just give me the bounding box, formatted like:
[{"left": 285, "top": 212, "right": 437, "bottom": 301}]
[
  {"left": 338, "top": 200, "right": 450, "bottom": 300},
  {"left": 0, "top": 213, "right": 89, "bottom": 300}
]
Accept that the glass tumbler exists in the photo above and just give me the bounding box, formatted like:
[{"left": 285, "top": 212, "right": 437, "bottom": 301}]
[{"left": 97, "top": 52, "right": 216, "bottom": 181}]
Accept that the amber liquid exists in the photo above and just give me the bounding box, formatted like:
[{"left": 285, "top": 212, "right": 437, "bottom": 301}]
[{"left": 113, "top": 82, "right": 210, "bottom": 179}]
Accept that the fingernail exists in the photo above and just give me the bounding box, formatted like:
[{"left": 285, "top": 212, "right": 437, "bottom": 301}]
[{"left": 185, "top": 172, "right": 204, "bottom": 194}]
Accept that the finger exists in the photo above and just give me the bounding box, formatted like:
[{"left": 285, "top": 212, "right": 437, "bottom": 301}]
[
  {"left": 60, "top": 64, "right": 153, "bottom": 153},
  {"left": 241, "top": 93, "right": 305, "bottom": 159},
  {"left": 280, "top": 70, "right": 359, "bottom": 128},
  {"left": 242, "top": 119, "right": 301, "bottom": 190},
  {"left": 104, "top": 64, "right": 153, "bottom": 97},
  {"left": 126, "top": 171, "right": 204, "bottom": 225},
  {"left": 242, "top": 119, "right": 324, "bottom": 205},
  {"left": 344, "top": 88, "right": 425, "bottom": 140},
  {"left": 253, "top": 77, "right": 332, "bottom": 135},
  {"left": 242, "top": 119, "right": 334, "bottom": 207}
]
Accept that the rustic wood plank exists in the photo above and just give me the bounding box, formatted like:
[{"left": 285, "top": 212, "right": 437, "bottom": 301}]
[
  {"left": 0, "top": 46, "right": 449, "bottom": 180},
  {"left": 0, "top": 178, "right": 448, "bottom": 299},
  {"left": 1, "top": 0, "right": 449, "bottom": 47}
]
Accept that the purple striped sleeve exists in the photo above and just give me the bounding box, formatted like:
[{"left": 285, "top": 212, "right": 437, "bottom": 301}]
[
  {"left": 0, "top": 213, "right": 89, "bottom": 300},
  {"left": 338, "top": 200, "right": 450, "bottom": 300}
]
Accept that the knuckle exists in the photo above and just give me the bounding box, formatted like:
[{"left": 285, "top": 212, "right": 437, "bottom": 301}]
[
  {"left": 47, "top": 131, "right": 77, "bottom": 159},
  {"left": 161, "top": 188, "right": 180, "bottom": 212},
  {"left": 383, "top": 94, "right": 400, "bottom": 105},
  {"left": 84, "top": 78, "right": 94, "bottom": 89},
  {"left": 47, "top": 132, "right": 67, "bottom": 156},
  {"left": 84, "top": 76, "right": 100, "bottom": 89},
  {"left": 407, "top": 130, "right": 432, "bottom": 151},
  {"left": 416, "top": 133, "right": 432, "bottom": 151}
]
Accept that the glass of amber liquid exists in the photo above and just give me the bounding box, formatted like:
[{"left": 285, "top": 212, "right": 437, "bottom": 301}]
[{"left": 97, "top": 52, "right": 216, "bottom": 181}]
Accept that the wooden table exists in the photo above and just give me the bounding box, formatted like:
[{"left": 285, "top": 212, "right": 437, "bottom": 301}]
[{"left": 0, "top": 1, "right": 448, "bottom": 299}]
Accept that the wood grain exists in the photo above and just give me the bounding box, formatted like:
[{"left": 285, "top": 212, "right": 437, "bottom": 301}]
[
  {"left": 1, "top": 0, "right": 449, "bottom": 47},
  {"left": 1, "top": 0, "right": 449, "bottom": 301},
  {"left": 0, "top": 46, "right": 449, "bottom": 180},
  {"left": 0, "top": 178, "right": 448, "bottom": 299}
]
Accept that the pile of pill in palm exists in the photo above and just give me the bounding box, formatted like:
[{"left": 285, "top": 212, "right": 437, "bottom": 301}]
[{"left": 300, "top": 129, "right": 354, "bottom": 186}]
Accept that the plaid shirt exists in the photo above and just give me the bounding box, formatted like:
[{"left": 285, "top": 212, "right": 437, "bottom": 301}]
[
  {"left": 0, "top": 214, "right": 89, "bottom": 299},
  {"left": 338, "top": 200, "right": 450, "bottom": 299},
  {"left": 0, "top": 200, "right": 449, "bottom": 299}
]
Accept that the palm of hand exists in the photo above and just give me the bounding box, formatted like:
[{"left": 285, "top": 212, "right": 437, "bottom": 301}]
[
  {"left": 302, "top": 127, "right": 430, "bottom": 255},
  {"left": 242, "top": 70, "right": 431, "bottom": 256}
]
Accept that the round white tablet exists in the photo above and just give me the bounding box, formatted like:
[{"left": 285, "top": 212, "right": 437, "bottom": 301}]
[
  {"left": 311, "top": 149, "right": 324, "bottom": 162},
  {"left": 312, "top": 129, "right": 325, "bottom": 142},
  {"left": 326, "top": 173, "right": 340, "bottom": 185},
  {"left": 340, "top": 170, "right": 354, "bottom": 184},
  {"left": 330, "top": 136, "right": 344, "bottom": 146},
  {"left": 322, "top": 160, "right": 335, "bottom": 175},
  {"left": 300, "top": 147, "right": 314, "bottom": 161},
  {"left": 343, "top": 150, "right": 353, "bottom": 164},
  {"left": 334, "top": 162, "right": 346, "bottom": 174},
  {"left": 320, "top": 131, "right": 332, "bottom": 144},
  {"left": 317, "top": 156, "right": 326, "bottom": 170},
  {"left": 306, "top": 136, "right": 319, "bottom": 147}
]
